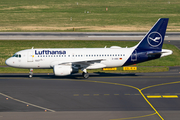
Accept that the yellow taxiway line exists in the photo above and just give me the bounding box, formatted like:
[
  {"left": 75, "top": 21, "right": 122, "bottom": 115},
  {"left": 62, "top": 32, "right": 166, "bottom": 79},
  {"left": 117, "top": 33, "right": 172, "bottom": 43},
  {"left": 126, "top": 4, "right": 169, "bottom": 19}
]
[
  {"left": 162, "top": 95, "right": 178, "bottom": 98},
  {"left": 147, "top": 95, "right": 178, "bottom": 98},
  {"left": 147, "top": 95, "right": 162, "bottom": 98}
]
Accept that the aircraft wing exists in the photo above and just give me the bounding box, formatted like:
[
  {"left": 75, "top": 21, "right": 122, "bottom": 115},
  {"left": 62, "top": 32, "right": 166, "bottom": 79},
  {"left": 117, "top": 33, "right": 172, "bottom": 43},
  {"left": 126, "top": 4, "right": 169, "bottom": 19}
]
[
  {"left": 50, "top": 58, "right": 106, "bottom": 67},
  {"left": 72, "top": 59, "right": 104, "bottom": 65}
]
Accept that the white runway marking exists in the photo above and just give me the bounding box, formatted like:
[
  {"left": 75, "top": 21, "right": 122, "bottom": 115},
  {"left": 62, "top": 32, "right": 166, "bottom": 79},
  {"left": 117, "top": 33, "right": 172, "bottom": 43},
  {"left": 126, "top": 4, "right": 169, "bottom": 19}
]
[
  {"left": 0, "top": 92, "right": 56, "bottom": 112},
  {"left": 88, "top": 36, "right": 144, "bottom": 37},
  {"left": 88, "top": 36, "right": 168, "bottom": 38}
]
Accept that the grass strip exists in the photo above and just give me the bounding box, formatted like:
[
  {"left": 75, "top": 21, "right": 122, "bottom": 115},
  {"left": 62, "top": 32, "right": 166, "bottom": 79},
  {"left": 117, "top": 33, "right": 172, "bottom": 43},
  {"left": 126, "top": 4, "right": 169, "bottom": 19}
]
[
  {"left": 0, "top": 66, "right": 169, "bottom": 74},
  {"left": 0, "top": 0, "right": 180, "bottom": 32}
]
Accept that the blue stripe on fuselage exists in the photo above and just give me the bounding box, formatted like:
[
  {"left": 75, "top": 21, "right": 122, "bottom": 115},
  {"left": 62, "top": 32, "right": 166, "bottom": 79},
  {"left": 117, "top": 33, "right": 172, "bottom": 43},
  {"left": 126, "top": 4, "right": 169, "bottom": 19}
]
[{"left": 123, "top": 49, "right": 161, "bottom": 66}]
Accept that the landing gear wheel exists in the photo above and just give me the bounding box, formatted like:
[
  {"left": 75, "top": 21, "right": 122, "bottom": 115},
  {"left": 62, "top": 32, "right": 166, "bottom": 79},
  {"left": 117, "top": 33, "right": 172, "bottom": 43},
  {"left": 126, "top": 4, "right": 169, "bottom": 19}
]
[
  {"left": 29, "top": 74, "right": 33, "bottom": 78},
  {"left": 29, "top": 69, "right": 33, "bottom": 78},
  {"left": 82, "top": 72, "right": 89, "bottom": 79}
]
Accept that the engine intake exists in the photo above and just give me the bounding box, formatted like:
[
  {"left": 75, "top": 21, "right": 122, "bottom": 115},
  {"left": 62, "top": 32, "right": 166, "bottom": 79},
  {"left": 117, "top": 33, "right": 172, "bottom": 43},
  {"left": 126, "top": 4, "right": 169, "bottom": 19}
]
[{"left": 53, "top": 65, "right": 72, "bottom": 76}]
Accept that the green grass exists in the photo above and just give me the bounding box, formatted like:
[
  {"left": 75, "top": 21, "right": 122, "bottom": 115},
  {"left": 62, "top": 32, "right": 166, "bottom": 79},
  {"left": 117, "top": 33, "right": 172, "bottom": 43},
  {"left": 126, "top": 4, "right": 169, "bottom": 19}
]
[
  {"left": 0, "top": 40, "right": 179, "bottom": 73},
  {"left": 0, "top": 66, "right": 169, "bottom": 74},
  {"left": 88, "top": 66, "right": 169, "bottom": 73},
  {"left": 0, "top": 0, "right": 180, "bottom": 31},
  {"left": 0, "top": 67, "right": 53, "bottom": 73}
]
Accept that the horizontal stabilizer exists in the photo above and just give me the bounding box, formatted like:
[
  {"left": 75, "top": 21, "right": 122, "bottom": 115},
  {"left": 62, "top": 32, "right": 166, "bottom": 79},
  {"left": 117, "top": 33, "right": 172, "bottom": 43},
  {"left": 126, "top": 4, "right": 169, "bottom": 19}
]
[{"left": 147, "top": 52, "right": 167, "bottom": 55}]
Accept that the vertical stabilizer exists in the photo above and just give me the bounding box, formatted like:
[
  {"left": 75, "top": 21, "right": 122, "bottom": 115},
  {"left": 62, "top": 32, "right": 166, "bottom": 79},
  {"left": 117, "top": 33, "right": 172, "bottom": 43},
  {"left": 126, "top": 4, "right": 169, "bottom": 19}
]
[{"left": 136, "top": 18, "right": 169, "bottom": 50}]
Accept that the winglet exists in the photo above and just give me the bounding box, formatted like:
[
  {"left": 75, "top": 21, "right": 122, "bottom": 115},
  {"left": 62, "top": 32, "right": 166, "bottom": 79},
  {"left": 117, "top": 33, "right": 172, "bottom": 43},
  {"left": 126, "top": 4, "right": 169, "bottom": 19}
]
[{"left": 136, "top": 18, "right": 169, "bottom": 50}]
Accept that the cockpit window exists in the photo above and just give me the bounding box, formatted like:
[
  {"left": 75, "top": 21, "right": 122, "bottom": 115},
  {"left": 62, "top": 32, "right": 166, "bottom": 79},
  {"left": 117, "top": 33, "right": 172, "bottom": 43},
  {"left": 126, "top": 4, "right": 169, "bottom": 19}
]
[{"left": 13, "top": 54, "right": 21, "bottom": 58}]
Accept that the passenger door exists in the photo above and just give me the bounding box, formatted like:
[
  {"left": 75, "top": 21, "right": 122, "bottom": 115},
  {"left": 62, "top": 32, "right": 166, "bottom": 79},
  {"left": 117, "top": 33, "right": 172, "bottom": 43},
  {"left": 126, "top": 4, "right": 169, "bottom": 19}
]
[{"left": 27, "top": 50, "right": 34, "bottom": 62}]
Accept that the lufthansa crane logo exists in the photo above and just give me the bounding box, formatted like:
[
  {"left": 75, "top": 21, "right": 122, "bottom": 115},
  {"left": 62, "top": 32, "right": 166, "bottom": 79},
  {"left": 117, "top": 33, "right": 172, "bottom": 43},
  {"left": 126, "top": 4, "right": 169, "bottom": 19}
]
[{"left": 147, "top": 32, "right": 162, "bottom": 47}]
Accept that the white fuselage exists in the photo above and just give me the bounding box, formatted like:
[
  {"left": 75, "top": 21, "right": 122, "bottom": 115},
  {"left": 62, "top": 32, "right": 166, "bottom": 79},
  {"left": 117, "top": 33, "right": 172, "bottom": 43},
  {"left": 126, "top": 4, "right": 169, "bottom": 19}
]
[{"left": 6, "top": 47, "right": 135, "bottom": 69}]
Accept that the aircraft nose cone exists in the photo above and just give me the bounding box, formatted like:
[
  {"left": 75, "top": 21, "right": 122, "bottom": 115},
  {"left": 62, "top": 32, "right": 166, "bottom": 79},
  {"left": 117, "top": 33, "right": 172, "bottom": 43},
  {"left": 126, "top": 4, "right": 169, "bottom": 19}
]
[
  {"left": 5, "top": 58, "right": 10, "bottom": 66},
  {"left": 5, "top": 58, "right": 13, "bottom": 67}
]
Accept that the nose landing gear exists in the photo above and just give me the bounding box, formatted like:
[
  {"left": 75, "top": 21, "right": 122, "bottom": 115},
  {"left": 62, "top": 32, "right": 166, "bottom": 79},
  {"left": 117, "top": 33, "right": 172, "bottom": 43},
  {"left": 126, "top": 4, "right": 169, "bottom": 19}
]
[{"left": 29, "top": 69, "right": 33, "bottom": 78}]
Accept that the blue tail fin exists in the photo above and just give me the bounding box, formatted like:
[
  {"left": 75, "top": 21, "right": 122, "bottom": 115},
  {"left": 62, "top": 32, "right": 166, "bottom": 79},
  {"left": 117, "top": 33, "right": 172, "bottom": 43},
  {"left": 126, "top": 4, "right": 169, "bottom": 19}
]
[{"left": 136, "top": 18, "right": 169, "bottom": 50}]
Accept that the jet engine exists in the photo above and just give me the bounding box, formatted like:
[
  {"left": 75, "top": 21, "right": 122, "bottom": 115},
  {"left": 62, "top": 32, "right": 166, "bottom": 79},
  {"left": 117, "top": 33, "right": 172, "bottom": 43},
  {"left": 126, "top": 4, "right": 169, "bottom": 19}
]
[{"left": 53, "top": 65, "right": 72, "bottom": 76}]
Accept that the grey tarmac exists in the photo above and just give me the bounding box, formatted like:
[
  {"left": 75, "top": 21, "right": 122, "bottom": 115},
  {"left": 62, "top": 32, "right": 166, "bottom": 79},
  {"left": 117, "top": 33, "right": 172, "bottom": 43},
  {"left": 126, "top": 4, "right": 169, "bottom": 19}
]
[
  {"left": 0, "top": 32, "right": 180, "bottom": 40},
  {"left": 0, "top": 69, "right": 180, "bottom": 120},
  {"left": 0, "top": 32, "right": 180, "bottom": 120}
]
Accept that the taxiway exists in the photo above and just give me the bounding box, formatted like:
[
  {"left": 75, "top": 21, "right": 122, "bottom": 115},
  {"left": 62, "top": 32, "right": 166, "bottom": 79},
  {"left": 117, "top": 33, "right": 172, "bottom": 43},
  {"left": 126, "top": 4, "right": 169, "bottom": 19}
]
[{"left": 0, "top": 69, "right": 180, "bottom": 120}]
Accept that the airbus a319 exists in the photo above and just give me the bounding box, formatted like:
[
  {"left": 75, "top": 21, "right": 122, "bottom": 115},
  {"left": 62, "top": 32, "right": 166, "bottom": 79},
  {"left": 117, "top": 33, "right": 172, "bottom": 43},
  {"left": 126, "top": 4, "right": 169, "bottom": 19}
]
[{"left": 5, "top": 18, "right": 172, "bottom": 78}]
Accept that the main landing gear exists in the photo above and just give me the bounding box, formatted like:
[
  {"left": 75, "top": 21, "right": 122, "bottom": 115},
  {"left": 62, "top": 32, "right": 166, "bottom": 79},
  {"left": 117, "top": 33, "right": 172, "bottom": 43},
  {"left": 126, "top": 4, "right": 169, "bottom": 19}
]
[
  {"left": 29, "top": 69, "right": 33, "bottom": 78},
  {"left": 82, "top": 72, "right": 89, "bottom": 79},
  {"left": 81, "top": 68, "right": 89, "bottom": 79}
]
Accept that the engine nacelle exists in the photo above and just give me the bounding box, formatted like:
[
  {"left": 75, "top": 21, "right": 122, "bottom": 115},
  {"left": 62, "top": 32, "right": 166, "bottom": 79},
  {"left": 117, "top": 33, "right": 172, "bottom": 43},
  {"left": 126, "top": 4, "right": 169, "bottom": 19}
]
[{"left": 53, "top": 65, "right": 72, "bottom": 76}]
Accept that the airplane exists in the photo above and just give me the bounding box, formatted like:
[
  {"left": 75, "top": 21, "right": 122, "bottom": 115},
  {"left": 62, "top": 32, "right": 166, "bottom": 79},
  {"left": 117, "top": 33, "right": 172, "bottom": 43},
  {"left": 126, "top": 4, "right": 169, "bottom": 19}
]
[{"left": 5, "top": 18, "right": 172, "bottom": 78}]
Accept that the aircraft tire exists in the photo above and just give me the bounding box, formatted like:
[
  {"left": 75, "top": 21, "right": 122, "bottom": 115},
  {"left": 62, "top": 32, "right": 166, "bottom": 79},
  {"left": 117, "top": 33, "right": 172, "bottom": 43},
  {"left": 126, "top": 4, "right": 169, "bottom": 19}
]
[
  {"left": 83, "top": 72, "right": 89, "bottom": 79},
  {"left": 29, "top": 74, "right": 32, "bottom": 78}
]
